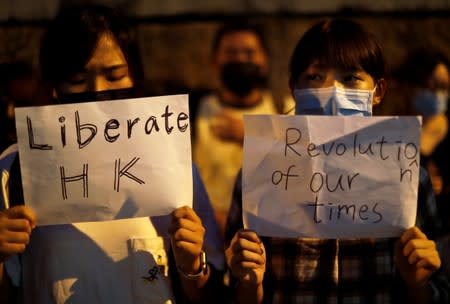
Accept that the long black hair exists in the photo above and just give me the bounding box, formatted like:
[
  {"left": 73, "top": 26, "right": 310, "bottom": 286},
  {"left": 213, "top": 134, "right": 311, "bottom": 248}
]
[{"left": 40, "top": 4, "right": 144, "bottom": 90}]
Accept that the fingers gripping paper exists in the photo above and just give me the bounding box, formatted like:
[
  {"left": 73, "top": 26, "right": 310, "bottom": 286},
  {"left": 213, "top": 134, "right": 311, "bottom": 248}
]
[
  {"left": 15, "top": 94, "right": 192, "bottom": 226},
  {"left": 242, "top": 115, "right": 421, "bottom": 239}
]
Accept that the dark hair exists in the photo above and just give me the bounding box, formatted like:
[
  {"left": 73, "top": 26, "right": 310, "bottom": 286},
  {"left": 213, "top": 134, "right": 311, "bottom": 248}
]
[
  {"left": 211, "top": 21, "right": 268, "bottom": 54},
  {"left": 396, "top": 47, "right": 450, "bottom": 86},
  {"left": 39, "top": 4, "right": 144, "bottom": 88},
  {"left": 289, "top": 19, "right": 385, "bottom": 83}
]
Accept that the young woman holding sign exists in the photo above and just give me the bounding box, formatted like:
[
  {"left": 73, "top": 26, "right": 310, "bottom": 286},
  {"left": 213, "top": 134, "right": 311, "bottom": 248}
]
[
  {"left": 225, "top": 19, "right": 448, "bottom": 304},
  {"left": 0, "top": 4, "right": 224, "bottom": 304}
]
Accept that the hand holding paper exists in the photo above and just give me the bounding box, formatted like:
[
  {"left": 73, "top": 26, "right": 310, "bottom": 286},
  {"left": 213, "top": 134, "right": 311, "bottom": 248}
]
[
  {"left": 394, "top": 227, "right": 441, "bottom": 289},
  {"left": 225, "top": 229, "right": 266, "bottom": 285},
  {"left": 0, "top": 206, "right": 36, "bottom": 262},
  {"left": 169, "top": 206, "right": 206, "bottom": 279},
  {"left": 14, "top": 94, "right": 192, "bottom": 225}
]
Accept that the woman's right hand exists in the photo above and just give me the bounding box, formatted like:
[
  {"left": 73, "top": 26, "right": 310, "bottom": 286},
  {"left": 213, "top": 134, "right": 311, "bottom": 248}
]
[
  {"left": 225, "top": 229, "right": 266, "bottom": 286},
  {"left": 0, "top": 206, "right": 36, "bottom": 262}
]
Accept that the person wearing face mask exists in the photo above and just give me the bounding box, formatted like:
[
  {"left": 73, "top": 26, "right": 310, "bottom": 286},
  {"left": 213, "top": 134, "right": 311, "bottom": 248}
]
[
  {"left": 398, "top": 48, "right": 450, "bottom": 159},
  {"left": 224, "top": 19, "right": 449, "bottom": 304},
  {"left": 415, "top": 50, "right": 450, "bottom": 196},
  {"left": 0, "top": 5, "right": 226, "bottom": 304},
  {"left": 396, "top": 48, "right": 450, "bottom": 234},
  {"left": 408, "top": 49, "right": 450, "bottom": 281},
  {"left": 192, "top": 22, "right": 293, "bottom": 239}
]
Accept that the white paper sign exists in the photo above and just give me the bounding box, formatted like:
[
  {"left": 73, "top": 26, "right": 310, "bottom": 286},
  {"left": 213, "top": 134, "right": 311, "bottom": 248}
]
[
  {"left": 243, "top": 115, "right": 421, "bottom": 239},
  {"left": 15, "top": 94, "right": 192, "bottom": 226}
]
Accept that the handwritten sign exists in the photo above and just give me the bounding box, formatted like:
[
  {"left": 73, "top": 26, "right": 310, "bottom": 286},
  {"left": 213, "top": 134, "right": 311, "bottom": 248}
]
[
  {"left": 242, "top": 115, "right": 421, "bottom": 238},
  {"left": 15, "top": 94, "right": 192, "bottom": 226}
]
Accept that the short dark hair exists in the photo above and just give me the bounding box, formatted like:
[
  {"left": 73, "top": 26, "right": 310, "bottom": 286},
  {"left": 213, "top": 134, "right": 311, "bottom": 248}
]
[
  {"left": 289, "top": 19, "right": 385, "bottom": 83},
  {"left": 211, "top": 21, "right": 268, "bottom": 54},
  {"left": 39, "top": 4, "right": 144, "bottom": 88}
]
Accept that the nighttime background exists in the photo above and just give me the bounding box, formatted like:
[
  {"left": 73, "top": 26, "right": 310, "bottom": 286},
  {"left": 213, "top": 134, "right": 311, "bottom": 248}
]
[{"left": 0, "top": 0, "right": 449, "bottom": 115}]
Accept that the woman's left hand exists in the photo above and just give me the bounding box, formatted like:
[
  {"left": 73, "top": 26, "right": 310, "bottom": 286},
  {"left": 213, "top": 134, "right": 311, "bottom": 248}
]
[
  {"left": 394, "top": 226, "right": 441, "bottom": 289},
  {"left": 169, "top": 206, "right": 205, "bottom": 275}
]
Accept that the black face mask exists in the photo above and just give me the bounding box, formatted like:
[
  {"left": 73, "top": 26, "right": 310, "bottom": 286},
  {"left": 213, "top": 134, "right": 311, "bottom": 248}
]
[
  {"left": 220, "top": 62, "right": 267, "bottom": 97},
  {"left": 56, "top": 87, "right": 137, "bottom": 104}
]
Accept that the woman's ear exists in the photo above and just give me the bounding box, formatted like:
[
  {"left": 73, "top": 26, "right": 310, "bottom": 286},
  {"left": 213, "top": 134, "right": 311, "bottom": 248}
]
[{"left": 372, "top": 78, "right": 387, "bottom": 106}]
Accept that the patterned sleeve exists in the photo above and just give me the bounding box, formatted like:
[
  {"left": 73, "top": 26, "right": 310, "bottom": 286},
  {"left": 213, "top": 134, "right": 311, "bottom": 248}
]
[
  {"left": 225, "top": 169, "right": 244, "bottom": 248},
  {"left": 416, "top": 166, "right": 441, "bottom": 239},
  {"left": 416, "top": 166, "right": 449, "bottom": 304}
]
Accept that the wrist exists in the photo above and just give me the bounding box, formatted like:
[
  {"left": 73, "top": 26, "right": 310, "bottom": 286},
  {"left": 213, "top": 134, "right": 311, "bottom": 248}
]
[
  {"left": 234, "top": 276, "right": 264, "bottom": 290},
  {"left": 177, "top": 250, "right": 209, "bottom": 280}
]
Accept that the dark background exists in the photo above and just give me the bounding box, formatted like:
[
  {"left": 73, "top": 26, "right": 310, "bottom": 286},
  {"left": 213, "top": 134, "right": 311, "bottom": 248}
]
[{"left": 0, "top": 0, "right": 449, "bottom": 115}]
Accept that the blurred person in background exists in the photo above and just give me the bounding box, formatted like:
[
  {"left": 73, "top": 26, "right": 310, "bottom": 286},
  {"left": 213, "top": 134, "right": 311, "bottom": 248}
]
[
  {"left": 193, "top": 21, "right": 294, "bottom": 239},
  {"left": 406, "top": 49, "right": 450, "bottom": 280},
  {"left": 395, "top": 48, "right": 450, "bottom": 198}
]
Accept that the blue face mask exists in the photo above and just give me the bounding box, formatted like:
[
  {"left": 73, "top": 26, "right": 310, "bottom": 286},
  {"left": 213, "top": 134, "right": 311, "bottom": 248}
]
[
  {"left": 413, "top": 89, "right": 449, "bottom": 117},
  {"left": 293, "top": 86, "right": 376, "bottom": 116}
]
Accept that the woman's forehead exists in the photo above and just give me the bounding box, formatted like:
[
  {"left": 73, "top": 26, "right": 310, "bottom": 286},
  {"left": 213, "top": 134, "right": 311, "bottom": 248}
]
[
  {"left": 85, "top": 33, "right": 128, "bottom": 69},
  {"left": 305, "top": 61, "right": 363, "bottom": 72}
]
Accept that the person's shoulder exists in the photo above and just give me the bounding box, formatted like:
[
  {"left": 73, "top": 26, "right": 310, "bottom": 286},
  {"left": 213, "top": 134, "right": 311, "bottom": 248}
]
[
  {"left": 0, "top": 143, "right": 19, "bottom": 180},
  {"left": 260, "top": 90, "right": 295, "bottom": 114},
  {"left": 281, "top": 95, "right": 296, "bottom": 115},
  {"left": 191, "top": 163, "right": 208, "bottom": 195},
  {"left": 0, "top": 143, "right": 20, "bottom": 209},
  {"left": 192, "top": 163, "right": 201, "bottom": 177},
  {"left": 259, "top": 90, "right": 274, "bottom": 104},
  {"left": 0, "top": 143, "right": 18, "bottom": 162}
]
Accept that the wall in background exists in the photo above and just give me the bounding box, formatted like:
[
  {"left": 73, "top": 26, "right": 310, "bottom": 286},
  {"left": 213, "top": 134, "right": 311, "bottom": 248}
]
[
  {"left": 1, "top": 0, "right": 449, "bottom": 21},
  {"left": 0, "top": 2, "right": 449, "bottom": 115}
]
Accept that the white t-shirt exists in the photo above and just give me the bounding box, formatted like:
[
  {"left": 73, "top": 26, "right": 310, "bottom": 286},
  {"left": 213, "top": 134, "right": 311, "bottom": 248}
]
[
  {"left": 22, "top": 218, "right": 174, "bottom": 303},
  {"left": 0, "top": 144, "right": 224, "bottom": 304},
  {"left": 193, "top": 92, "right": 281, "bottom": 214}
]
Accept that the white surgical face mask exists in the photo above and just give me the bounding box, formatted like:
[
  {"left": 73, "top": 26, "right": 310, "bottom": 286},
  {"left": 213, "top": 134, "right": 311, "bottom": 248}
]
[
  {"left": 293, "top": 86, "right": 376, "bottom": 116},
  {"left": 413, "top": 89, "right": 449, "bottom": 117}
]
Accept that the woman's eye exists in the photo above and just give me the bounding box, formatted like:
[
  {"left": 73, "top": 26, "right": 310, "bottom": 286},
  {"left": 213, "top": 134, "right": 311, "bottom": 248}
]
[
  {"left": 306, "top": 73, "right": 323, "bottom": 81},
  {"left": 106, "top": 68, "right": 128, "bottom": 82},
  {"left": 344, "top": 74, "right": 362, "bottom": 83},
  {"left": 67, "top": 74, "right": 86, "bottom": 85},
  {"left": 107, "top": 74, "right": 126, "bottom": 82}
]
